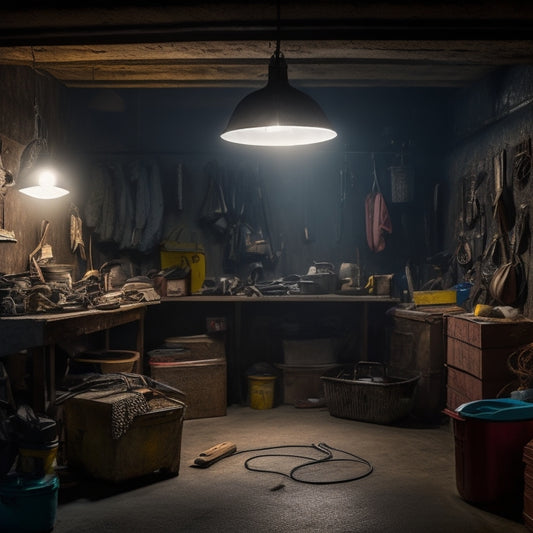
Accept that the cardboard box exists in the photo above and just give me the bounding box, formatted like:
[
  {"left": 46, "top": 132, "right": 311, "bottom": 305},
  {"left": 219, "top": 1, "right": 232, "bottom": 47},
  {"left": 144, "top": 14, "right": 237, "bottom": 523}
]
[{"left": 282, "top": 338, "right": 337, "bottom": 366}]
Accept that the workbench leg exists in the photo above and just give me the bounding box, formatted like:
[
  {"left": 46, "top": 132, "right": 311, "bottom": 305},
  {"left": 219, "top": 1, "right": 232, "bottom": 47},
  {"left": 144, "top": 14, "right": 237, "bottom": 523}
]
[
  {"left": 232, "top": 301, "right": 244, "bottom": 404},
  {"left": 49, "top": 344, "right": 56, "bottom": 411},
  {"left": 361, "top": 303, "right": 368, "bottom": 361},
  {"left": 136, "top": 314, "right": 145, "bottom": 374},
  {"left": 31, "top": 344, "right": 56, "bottom": 415}
]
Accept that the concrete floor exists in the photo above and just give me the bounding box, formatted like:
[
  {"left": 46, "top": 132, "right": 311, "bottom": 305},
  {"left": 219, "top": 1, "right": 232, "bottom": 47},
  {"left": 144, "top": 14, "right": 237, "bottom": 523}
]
[{"left": 53, "top": 405, "right": 528, "bottom": 533}]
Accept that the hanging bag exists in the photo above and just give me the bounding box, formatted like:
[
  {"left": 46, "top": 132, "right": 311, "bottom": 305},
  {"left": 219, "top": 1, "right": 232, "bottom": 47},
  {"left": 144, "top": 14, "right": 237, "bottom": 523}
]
[
  {"left": 488, "top": 179, "right": 527, "bottom": 306},
  {"left": 365, "top": 154, "right": 392, "bottom": 253}
]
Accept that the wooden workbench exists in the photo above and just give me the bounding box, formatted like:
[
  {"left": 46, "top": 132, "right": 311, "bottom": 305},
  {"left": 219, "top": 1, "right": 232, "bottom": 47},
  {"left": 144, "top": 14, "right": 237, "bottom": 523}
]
[
  {"left": 154, "top": 294, "right": 399, "bottom": 403},
  {"left": 0, "top": 303, "right": 150, "bottom": 413}
]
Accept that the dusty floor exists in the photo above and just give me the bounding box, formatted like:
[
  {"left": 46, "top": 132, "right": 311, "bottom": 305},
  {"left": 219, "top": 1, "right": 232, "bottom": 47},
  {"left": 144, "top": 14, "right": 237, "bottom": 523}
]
[{"left": 53, "top": 405, "right": 528, "bottom": 533}]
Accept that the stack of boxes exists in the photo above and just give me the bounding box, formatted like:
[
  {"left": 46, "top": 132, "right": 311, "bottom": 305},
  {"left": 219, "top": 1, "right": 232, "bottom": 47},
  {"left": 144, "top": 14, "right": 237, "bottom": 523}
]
[
  {"left": 446, "top": 314, "right": 533, "bottom": 410},
  {"left": 277, "top": 338, "right": 340, "bottom": 405},
  {"left": 149, "top": 334, "right": 227, "bottom": 419}
]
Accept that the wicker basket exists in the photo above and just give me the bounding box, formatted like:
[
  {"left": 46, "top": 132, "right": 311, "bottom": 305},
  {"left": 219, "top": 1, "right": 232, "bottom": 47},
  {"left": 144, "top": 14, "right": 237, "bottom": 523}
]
[{"left": 321, "top": 362, "right": 420, "bottom": 425}]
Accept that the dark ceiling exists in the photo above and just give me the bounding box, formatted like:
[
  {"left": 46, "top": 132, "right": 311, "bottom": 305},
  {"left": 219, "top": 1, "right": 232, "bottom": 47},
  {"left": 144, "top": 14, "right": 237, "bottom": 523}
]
[{"left": 1, "top": 1, "right": 533, "bottom": 89}]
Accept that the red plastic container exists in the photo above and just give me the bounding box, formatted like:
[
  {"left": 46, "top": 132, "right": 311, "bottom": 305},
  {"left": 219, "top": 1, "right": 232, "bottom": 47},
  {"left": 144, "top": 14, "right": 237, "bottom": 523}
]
[{"left": 445, "top": 407, "right": 533, "bottom": 514}]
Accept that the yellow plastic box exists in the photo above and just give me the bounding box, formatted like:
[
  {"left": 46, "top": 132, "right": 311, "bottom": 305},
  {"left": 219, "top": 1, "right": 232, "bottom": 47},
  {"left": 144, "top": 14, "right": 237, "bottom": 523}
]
[{"left": 413, "top": 290, "right": 457, "bottom": 305}]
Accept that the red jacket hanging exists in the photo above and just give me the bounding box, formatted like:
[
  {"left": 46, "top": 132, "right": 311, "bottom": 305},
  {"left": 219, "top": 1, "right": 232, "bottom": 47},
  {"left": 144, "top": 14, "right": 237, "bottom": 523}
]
[{"left": 365, "top": 191, "right": 392, "bottom": 253}]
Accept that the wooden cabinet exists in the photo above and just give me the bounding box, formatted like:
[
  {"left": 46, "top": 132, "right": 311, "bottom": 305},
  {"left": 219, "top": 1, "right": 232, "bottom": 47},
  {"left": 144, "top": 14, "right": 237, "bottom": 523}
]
[
  {"left": 446, "top": 314, "right": 533, "bottom": 410},
  {"left": 389, "top": 307, "right": 462, "bottom": 423}
]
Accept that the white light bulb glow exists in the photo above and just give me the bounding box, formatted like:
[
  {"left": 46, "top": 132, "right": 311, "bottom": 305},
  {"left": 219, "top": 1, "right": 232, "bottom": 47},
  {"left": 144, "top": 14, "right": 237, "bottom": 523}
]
[
  {"left": 221, "top": 125, "right": 337, "bottom": 147},
  {"left": 19, "top": 168, "right": 69, "bottom": 199}
]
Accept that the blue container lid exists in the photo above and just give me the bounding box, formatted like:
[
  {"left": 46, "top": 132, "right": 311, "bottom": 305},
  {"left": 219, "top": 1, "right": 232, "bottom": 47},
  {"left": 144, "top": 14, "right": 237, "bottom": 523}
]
[
  {"left": 456, "top": 398, "right": 533, "bottom": 421},
  {"left": 0, "top": 474, "right": 59, "bottom": 495}
]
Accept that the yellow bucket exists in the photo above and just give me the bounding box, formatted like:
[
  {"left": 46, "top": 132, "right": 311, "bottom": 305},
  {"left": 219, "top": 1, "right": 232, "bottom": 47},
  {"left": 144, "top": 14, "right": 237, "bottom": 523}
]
[
  {"left": 248, "top": 375, "right": 276, "bottom": 410},
  {"left": 18, "top": 440, "right": 58, "bottom": 477}
]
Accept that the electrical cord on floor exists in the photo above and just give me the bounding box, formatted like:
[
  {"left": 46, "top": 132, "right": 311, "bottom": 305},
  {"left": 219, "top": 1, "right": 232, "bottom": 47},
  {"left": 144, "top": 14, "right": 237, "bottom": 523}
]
[{"left": 232, "top": 442, "right": 374, "bottom": 485}]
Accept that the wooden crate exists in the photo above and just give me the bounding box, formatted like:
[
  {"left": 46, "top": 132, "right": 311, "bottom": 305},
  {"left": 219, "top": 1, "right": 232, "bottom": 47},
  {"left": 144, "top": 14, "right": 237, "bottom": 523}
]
[
  {"left": 446, "top": 337, "right": 514, "bottom": 380},
  {"left": 64, "top": 393, "right": 184, "bottom": 483},
  {"left": 447, "top": 314, "right": 533, "bottom": 349},
  {"left": 446, "top": 315, "right": 533, "bottom": 411},
  {"left": 446, "top": 366, "right": 509, "bottom": 409},
  {"left": 389, "top": 307, "right": 464, "bottom": 422}
]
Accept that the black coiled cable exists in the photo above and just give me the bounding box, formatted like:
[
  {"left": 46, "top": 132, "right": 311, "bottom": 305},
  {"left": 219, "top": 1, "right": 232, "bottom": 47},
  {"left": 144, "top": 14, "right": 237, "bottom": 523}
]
[{"left": 233, "top": 442, "right": 373, "bottom": 485}]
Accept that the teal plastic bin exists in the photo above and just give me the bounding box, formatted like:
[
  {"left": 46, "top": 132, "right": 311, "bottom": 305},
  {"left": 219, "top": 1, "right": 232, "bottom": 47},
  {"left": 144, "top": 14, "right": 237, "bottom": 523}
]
[
  {"left": 0, "top": 474, "right": 59, "bottom": 532},
  {"left": 455, "top": 398, "right": 533, "bottom": 421}
]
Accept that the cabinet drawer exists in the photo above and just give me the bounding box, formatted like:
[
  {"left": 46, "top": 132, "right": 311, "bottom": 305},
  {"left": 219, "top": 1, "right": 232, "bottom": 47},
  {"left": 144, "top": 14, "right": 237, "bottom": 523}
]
[
  {"left": 447, "top": 315, "right": 533, "bottom": 349},
  {"left": 447, "top": 366, "right": 511, "bottom": 401},
  {"left": 446, "top": 337, "right": 515, "bottom": 380}
]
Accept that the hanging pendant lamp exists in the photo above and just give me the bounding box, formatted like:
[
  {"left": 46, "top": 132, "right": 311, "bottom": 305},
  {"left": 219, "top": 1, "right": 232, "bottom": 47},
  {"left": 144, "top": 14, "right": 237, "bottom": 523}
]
[
  {"left": 221, "top": 3, "right": 336, "bottom": 147},
  {"left": 18, "top": 155, "right": 69, "bottom": 200},
  {"left": 18, "top": 58, "right": 70, "bottom": 200},
  {"left": 18, "top": 134, "right": 69, "bottom": 200}
]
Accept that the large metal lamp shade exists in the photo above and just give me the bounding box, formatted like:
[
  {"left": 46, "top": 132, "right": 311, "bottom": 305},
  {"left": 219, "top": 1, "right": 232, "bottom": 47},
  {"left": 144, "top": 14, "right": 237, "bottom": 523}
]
[{"left": 221, "top": 51, "right": 337, "bottom": 147}]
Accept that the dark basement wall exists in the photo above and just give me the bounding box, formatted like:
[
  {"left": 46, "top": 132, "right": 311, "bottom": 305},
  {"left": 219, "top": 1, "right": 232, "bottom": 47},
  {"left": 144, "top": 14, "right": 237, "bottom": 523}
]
[
  {"left": 444, "top": 66, "right": 533, "bottom": 317},
  {"left": 0, "top": 66, "right": 74, "bottom": 277},
  {"left": 64, "top": 85, "right": 452, "bottom": 291}
]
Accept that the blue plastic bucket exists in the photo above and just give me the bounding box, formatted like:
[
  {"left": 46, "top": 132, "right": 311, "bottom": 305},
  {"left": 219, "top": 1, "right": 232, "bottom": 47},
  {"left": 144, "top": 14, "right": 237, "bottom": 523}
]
[
  {"left": 0, "top": 474, "right": 59, "bottom": 532},
  {"left": 454, "top": 282, "right": 472, "bottom": 305}
]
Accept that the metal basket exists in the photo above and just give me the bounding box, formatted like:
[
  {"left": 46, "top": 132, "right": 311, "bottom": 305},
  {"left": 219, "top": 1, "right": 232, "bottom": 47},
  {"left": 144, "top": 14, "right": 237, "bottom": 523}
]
[{"left": 321, "top": 362, "right": 420, "bottom": 425}]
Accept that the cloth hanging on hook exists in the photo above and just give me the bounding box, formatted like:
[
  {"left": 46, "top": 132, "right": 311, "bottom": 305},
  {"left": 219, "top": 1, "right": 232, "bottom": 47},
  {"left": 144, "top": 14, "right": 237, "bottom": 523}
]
[{"left": 365, "top": 154, "right": 392, "bottom": 253}]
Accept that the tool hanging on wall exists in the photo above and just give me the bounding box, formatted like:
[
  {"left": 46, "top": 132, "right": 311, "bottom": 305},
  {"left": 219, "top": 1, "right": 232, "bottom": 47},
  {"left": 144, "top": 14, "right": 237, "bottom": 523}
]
[
  {"left": 513, "top": 137, "right": 531, "bottom": 188},
  {"left": 29, "top": 220, "right": 50, "bottom": 283},
  {"left": 389, "top": 149, "right": 412, "bottom": 204},
  {"left": 177, "top": 162, "right": 183, "bottom": 211},
  {"left": 303, "top": 174, "right": 314, "bottom": 243},
  {"left": 0, "top": 138, "right": 16, "bottom": 242},
  {"left": 336, "top": 154, "right": 348, "bottom": 243},
  {"left": 70, "top": 204, "right": 86, "bottom": 261}
]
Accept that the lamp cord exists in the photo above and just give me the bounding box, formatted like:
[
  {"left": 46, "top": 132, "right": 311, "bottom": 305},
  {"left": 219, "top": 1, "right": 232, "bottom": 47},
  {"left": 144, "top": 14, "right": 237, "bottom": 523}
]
[
  {"left": 230, "top": 442, "right": 374, "bottom": 485},
  {"left": 275, "top": 0, "right": 281, "bottom": 57}
]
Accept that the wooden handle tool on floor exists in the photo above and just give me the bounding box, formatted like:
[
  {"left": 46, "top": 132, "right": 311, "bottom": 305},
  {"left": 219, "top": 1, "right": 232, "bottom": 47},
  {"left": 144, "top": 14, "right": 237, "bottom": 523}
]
[{"left": 193, "top": 441, "right": 237, "bottom": 468}]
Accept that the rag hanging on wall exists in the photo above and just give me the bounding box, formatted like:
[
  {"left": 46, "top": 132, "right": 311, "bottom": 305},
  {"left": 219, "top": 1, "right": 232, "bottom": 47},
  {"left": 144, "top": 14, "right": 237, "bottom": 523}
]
[{"left": 365, "top": 154, "right": 392, "bottom": 253}]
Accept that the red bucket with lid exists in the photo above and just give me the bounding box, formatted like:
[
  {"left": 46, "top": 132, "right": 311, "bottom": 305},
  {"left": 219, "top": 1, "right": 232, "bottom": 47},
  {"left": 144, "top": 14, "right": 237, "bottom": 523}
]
[{"left": 445, "top": 399, "right": 533, "bottom": 515}]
